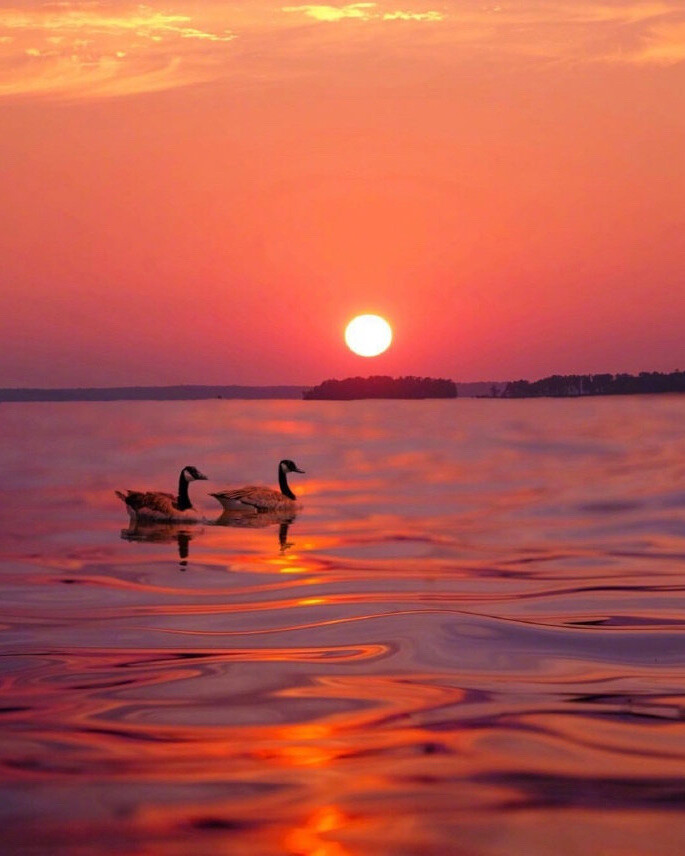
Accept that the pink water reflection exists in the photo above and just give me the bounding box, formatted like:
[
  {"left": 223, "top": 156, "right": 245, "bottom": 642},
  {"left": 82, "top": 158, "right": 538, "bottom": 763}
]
[{"left": 1, "top": 398, "right": 685, "bottom": 854}]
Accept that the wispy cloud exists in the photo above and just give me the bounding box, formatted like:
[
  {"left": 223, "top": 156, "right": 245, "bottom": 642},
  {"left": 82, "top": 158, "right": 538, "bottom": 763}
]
[
  {"left": 0, "top": 6, "right": 235, "bottom": 40},
  {"left": 475, "top": 2, "right": 685, "bottom": 65},
  {"left": 282, "top": 3, "right": 443, "bottom": 22},
  {"left": 1, "top": 1, "right": 684, "bottom": 101},
  {"left": 610, "top": 18, "right": 685, "bottom": 64},
  {"left": 0, "top": 3, "right": 235, "bottom": 98},
  {"left": 281, "top": 0, "right": 685, "bottom": 64}
]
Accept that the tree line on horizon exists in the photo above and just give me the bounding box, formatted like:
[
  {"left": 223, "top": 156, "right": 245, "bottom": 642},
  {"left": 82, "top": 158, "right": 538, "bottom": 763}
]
[
  {"left": 303, "top": 375, "right": 458, "bottom": 400},
  {"left": 499, "top": 370, "right": 685, "bottom": 398}
]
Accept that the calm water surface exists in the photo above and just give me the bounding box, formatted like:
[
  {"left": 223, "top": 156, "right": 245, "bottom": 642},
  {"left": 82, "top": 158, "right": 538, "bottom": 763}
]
[{"left": 1, "top": 398, "right": 685, "bottom": 855}]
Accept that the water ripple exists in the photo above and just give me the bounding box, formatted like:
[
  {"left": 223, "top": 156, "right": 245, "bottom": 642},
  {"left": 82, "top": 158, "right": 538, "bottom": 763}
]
[{"left": 1, "top": 398, "right": 685, "bottom": 853}]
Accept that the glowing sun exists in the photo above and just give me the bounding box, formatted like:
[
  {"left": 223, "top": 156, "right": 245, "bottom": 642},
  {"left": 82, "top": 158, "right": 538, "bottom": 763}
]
[{"left": 345, "top": 314, "right": 393, "bottom": 357}]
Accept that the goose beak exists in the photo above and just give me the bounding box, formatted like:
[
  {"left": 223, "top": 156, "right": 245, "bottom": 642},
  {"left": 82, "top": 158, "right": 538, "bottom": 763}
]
[
  {"left": 294, "top": 467, "right": 305, "bottom": 474},
  {"left": 196, "top": 471, "right": 209, "bottom": 480}
]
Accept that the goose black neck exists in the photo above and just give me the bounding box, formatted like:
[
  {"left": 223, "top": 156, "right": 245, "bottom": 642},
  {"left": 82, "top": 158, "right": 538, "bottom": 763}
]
[
  {"left": 177, "top": 471, "right": 192, "bottom": 511},
  {"left": 279, "top": 466, "right": 296, "bottom": 500}
]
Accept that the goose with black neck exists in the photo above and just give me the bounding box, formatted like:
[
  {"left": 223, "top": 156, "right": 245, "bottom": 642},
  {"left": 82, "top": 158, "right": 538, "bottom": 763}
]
[
  {"left": 211, "top": 459, "right": 305, "bottom": 512},
  {"left": 116, "top": 465, "right": 208, "bottom": 522}
]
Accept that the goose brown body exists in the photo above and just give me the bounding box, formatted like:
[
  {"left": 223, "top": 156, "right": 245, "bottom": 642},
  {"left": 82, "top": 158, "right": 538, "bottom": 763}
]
[
  {"left": 211, "top": 459, "right": 305, "bottom": 513},
  {"left": 211, "top": 485, "right": 294, "bottom": 512},
  {"left": 116, "top": 466, "right": 207, "bottom": 522},
  {"left": 115, "top": 490, "right": 199, "bottom": 521}
]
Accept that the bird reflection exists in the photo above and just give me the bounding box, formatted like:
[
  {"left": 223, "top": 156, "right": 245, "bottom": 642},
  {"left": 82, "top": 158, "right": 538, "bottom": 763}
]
[
  {"left": 120, "top": 522, "right": 200, "bottom": 569},
  {"left": 278, "top": 521, "right": 294, "bottom": 552},
  {"left": 120, "top": 512, "right": 297, "bottom": 567},
  {"left": 215, "top": 510, "right": 297, "bottom": 552}
]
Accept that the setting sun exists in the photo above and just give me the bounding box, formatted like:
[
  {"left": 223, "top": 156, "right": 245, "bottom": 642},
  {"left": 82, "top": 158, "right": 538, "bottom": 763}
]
[{"left": 344, "top": 315, "right": 393, "bottom": 357}]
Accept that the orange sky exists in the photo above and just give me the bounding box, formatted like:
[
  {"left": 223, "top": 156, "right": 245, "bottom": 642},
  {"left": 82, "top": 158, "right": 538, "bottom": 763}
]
[{"left": 1, "top": 0, "right": 684, "bottom": 386}]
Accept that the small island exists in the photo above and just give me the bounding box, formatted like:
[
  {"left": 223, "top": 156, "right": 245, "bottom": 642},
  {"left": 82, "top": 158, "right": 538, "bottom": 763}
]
[{"left": 303, "top": 375, "right": 458, "bottom": 400}]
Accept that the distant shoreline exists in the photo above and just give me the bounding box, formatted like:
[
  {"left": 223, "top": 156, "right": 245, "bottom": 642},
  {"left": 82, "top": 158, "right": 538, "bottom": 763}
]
[
  {"left": 499, "top": 370, "right": 685, "bottom": 398},
  {"left": 0, "top": 381, "right": 500, "bottom": 402},
  {"left": 3, "top": 373, "right": 682, "bottom": 402},
  {"left": 0, "top": 385, "right": 305, "bottom": 402}
]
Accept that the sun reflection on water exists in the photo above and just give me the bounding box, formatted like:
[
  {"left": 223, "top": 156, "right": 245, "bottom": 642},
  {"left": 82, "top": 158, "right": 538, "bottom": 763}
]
[{"left": 284, "top": 805, "right": 351, "bottom": 856}]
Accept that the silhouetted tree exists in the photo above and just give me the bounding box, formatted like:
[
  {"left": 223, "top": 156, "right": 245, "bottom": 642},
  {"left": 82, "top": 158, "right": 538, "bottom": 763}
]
[
  {"left": 501, "top": 370, "right": 685, "bottom": 398},
  {"left": 303, "top": 376, "right": 458, "bottom": 400}
]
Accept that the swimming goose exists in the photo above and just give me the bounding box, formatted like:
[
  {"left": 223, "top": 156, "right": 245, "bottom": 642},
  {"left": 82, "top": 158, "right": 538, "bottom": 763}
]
[
  {"left": 116, "top": 465, "right": 208, "bottom": 522},
  {"left": 210, "top": 459, "right": 305, "bottom": 512}
]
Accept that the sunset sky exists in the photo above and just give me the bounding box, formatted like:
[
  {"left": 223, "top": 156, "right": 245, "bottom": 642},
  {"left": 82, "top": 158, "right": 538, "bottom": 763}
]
[{"left": 1, "top": 0, "right": 684, "bottom": 386}]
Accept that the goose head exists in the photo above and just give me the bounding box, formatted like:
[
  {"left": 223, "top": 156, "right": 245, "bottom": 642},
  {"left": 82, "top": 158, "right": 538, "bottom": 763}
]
[
  {"left": 280, "top": 459, "right": 305, "bottom": 475},
  {"left": 182, "top": 465, "right": 208, "bottom": 482}
]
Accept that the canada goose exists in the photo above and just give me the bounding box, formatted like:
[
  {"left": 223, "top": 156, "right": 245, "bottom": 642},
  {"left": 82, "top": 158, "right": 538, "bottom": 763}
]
[
  {"left": 116, "top": 465, "right": 208, "bottom": 522},
  {"left": 210, "top": 459, "right": 305, "bottom": 512}
]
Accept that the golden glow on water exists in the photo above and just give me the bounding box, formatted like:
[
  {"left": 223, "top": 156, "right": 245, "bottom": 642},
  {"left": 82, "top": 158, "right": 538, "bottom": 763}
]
[
  {"left": 0, "top": 398, "right": 685, "bottom": 853},
  {"left": 284, "top": 806, "right": 351, "bottom": 856}
]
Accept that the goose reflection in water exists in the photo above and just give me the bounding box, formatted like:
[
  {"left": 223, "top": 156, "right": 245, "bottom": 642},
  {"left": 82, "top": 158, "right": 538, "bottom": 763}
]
[
  {"left": 215, "top": 509, "right": 297, "bottom": 552},
  {"left": 121, "top": 511, "right": 296, "bottom": 566},
  {"left": 120, "top": 522, "right": 200, "bottom": 569}
]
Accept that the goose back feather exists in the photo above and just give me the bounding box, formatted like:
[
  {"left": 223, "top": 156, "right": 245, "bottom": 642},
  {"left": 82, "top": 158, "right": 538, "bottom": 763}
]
[
  {"left": 116, "top": 490, "right": 203, "bottom": 522},
  {"left": 211, "top": 485, "right": 297, "bottom": 512},
  {"left": 116, "top": 465, "right": 207, "bottom": 522},
  {"left": 211, "top": 459, "right": 305, "bottom": 513}
]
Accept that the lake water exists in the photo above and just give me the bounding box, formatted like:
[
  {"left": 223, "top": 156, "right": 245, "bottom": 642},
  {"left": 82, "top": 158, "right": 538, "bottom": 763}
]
[{"left": 1, "top": 397, "right": 685, "bottom": 855}]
